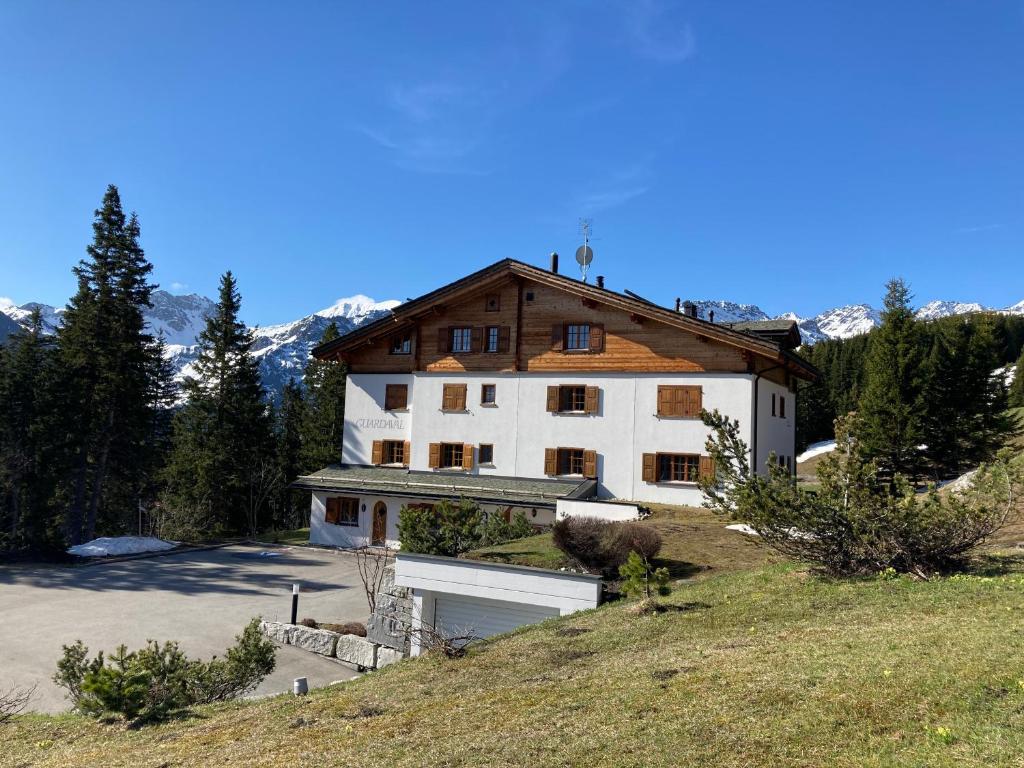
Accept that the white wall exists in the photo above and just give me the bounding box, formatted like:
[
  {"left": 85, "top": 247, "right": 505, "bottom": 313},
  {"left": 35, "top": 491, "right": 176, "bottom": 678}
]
[
  {"left": 754, "top": 377, "right": 795, "bottom": 476},
  {"left": 343, "top": 371, "right": 757, "bottom": 507},
  {"left": 556, "top": 498, "right": 641, "bottom": 521}
]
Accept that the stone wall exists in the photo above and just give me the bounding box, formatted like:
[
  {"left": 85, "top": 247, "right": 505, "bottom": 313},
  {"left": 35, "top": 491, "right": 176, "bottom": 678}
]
[
  {"left": 259, "top": 620, "right": 406, "bottom": 672},
  {"left": 365, "top": 564, "right": 412, "bottom": 653}
]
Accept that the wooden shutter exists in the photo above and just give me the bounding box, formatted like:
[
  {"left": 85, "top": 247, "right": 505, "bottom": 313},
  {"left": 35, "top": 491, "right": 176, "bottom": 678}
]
[
  {"left": 642, "top": 453, "right": 656, "bottom": 483},
  {"left": 371, "top": 440, "right": 383, "bottom": 465},
  {"left": 437, "top": 327, "right": 450, "bottom": 354},
  {"left": 583, "top": 450, "right": 597, "bottom": 479},
  {"left": 454, "top": 383, "right": 466, "bottom": 411},
  {"left": 550, "top": 324, "right": 563, "bottom": 351},
  {"left": 685, "top": 386, "right": 702, "bottom": 417},
  {"left": 385, "top": 384, "right": 406, "bottom": 411},
  {"left": 657, "top": 386, "right": 670, "bottom": 416},
  {"left": 498, "top": 325, "right": 511, "bottom": 353},
  {"left": 546, "top": 386, "right": 559, "bottom": 413},
  {"left": 403, "top": 441, "right": 411, "bottom": 467},
  {"left": 544, "top": 448, "right": 557, "bottom": 475},
  {"left": 428, "top": 443, "right": 441, "bottom": 469},
  {"left": 589, "top": 323, "right": 605, "bottom": 352},
  {"left": 584, "top": 386, "right": 599, "bottom": 414},
  {"left": 699, "top": 455, "right": 715, "bottom": 480},
  {"left": 462, "top": 444, "right": 474, "bottom": 470},
  {"left": 325, "top": 498, "right": 340, "bottom": 524},
  {"left": 470, "top": 326, "right": 483, "bottom": 353}
]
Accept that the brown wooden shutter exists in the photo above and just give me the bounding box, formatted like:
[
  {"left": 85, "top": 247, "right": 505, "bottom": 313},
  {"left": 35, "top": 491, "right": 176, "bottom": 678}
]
[
  {"left": 470, "top": 326, "right": 483, "bottom": 353},
  {"left": 546, "top": 386, "right": 559, "bottom": 413},
  {"left": 642, "top": 453, "right": 657, "bottom": 483},
  {"left": 325, "top": 498, "right": 340, "bottom": 524},
  {"left": 550, "top": 324, "right": 563, "bottom": 351},
  {"left": 589, "top": 323, "right": 605, "bottom": 352},
  {"left": 583, "top": 450, "right": 597, "bottom": 479},
  {"left": 544, "top": 448, "right": 557, "bottom": 475},
  {"left": 699, "top": 455, "right": 715, "bottom": 480},
  {"left": 428, "top": 443, "right": 441, "bottom": 469},
  {"left": 454, "top": 384, "right": 467, "bottom": 411},
  {"left": 584, "top": 386, "right": 599, "bottom": 414},
  {"left": 498, "top": 325, "right": 511, "bottom": 353},
  {"left": 437, "top": 327, "right": 450, "bottom": 353},
  {"left": 687, "top": 387, "right": 703, "bottom": 418},
  {"left": 462, "top": 444, "right": 474, "bottom": 470},
  {"left": 371, "top": 440, "right": 383, "bottom": 465},
  {"left": 657, "top": 386, "right": 670, "bottom": 417},
  {"left": 403, "top": 441, "right": 411, "bottom": 467}
]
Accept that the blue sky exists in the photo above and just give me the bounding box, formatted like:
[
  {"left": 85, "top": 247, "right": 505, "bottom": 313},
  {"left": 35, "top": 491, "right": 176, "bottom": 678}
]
[{"left": 1, "top": 1, "right": 1022, "bottom": 324}]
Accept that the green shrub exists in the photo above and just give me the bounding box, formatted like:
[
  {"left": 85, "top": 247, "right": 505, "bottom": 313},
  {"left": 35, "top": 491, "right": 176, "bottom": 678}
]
[
  {"left": 551, "top": 517, "right": 663, "bottom": 575},
  {"left": 397, "top": 498, "right": 483, "bottom": 556},
  {"left": 53, "top": 618, "right": 276, "bottom": 722},
  {"left": 619, "top": 551, "right": 670, "bottom": 599},
  {"left": 478, "top": 510, "right": 535, "bottom": 547}
]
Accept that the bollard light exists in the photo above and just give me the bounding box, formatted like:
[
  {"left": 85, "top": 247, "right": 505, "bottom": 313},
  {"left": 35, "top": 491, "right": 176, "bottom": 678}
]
[
  {"left": 290, "top": 582, "right": 300, "bottom": 625},
  {"left": 293, "top": 677, "right": 308, "bottom": 696}
]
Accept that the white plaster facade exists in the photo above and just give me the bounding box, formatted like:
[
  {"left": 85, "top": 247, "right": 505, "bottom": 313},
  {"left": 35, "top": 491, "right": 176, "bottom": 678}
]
[{"left": 341, "top": 371, "right": 795, "bottom": 508}]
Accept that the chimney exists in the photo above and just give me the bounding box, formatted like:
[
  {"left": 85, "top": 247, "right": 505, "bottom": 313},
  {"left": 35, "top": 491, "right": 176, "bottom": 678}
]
[
  {"left": 596, "top": 275, "right": 604, "bottom": 288},
  {"left": 709, "top": 309, "right": 715, "bottom": 323},
  {"left": 550, "top": 252, "right": 559, "bottom": 274},
  {"left": 674, "top": 297, "right": 681, "bottom": 312},
  {"left": 682, "top": 300, "right": 697, "bottom": 318}
]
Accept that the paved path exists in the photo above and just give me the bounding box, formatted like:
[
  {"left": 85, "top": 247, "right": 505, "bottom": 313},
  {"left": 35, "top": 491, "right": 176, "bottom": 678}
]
[{"left": 0, "top": 544, "right": 368, "bottom": 713}]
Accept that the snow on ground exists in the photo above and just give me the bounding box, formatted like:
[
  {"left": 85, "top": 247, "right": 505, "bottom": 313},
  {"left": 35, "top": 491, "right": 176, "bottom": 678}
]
[
  {"left": 68, "top": 536, "right": 178, "bottom": 558},
  {"left": 726, "top": 523, "right": 759, "bottom": 536},
  {"left": 994, "top": 364, "right": 1016, "bottom": 387},
  {"left": 937, "top": 469, "right": 978, "bottom": 494},
  {"left": 797, "top": 439, "right": 837, "bottom": 464}
]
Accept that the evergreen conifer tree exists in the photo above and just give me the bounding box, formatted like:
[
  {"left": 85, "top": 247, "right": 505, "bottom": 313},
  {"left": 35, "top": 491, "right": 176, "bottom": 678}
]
[
  {"left": 857, "top": 278, "right": 925, "bottom": 480},
  {"left": 1010, "top": 347, "right": 1024, "bottom": 409},
  {"left": 300, "top": 322, "right": 347, "bottom": 471},
  {"left": 274, "top": 378, "right": 306, "bottom": 529}
]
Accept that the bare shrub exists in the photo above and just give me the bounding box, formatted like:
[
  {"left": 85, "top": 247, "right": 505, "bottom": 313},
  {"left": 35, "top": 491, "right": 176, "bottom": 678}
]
[
  {"left": 320, "top": 622, "right": 367, "bottom": 637},
  {"left": 355, "top": 546, "right": 391, "bottom": 615},
  {"left": 0, "top": 684, "right": 34, "bottom": 725},
  {"left": 299, "top": 618, "right": 318, "bottom": 629},
  {"left": 416, "top": 622, "right": 478, "bottom": 659},
  {"left": 552, "top": 517, "right": 663, "bottom": 575}
]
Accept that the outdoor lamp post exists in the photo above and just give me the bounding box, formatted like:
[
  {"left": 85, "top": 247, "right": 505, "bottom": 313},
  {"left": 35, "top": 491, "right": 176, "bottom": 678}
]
[{"left": 290, "top": 582, "right": 300, "bottom": 625}]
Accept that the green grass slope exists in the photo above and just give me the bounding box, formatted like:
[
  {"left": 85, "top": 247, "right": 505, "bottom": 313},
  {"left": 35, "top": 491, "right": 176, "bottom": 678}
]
[{"left": 8, "top": 556, "right": 1024, "bottom": 767}]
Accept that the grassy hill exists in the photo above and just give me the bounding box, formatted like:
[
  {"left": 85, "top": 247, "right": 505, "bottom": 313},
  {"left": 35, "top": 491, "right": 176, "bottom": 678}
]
[{"left": 7, "top": 509, "right": 1024, "bottom": 767}]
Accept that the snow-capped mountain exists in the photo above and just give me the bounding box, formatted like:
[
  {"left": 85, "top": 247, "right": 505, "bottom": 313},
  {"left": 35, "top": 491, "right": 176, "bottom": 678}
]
[
  {"left": 690, "top": 300, "right": 768, "bottom": 325},
  {"left": 914, "top": 300, "right": 987, "bottom": 321}
]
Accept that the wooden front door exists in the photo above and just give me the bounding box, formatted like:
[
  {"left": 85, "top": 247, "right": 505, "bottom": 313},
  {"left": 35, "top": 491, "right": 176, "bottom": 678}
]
[{"left": 372, "top": 502, "right": 387, "bottom": 546}]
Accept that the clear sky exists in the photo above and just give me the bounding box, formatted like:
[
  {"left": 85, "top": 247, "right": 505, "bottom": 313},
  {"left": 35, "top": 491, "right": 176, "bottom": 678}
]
[{"left": 1, "top": 1, "right": 1022, "bottom": 325}]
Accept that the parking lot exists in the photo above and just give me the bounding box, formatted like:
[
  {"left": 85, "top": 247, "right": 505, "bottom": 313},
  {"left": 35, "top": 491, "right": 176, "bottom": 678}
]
[{"left": 0, "top": 544, "right": 368, "bottom": 713}]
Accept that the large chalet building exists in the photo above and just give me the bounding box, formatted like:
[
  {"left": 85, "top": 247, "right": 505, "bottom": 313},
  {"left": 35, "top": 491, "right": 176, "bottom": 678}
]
[{"left": 294, "top": 258, "right": 816, "bottom": 548}]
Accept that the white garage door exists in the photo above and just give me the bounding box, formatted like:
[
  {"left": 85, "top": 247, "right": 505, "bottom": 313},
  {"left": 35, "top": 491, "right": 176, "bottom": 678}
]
[{"left": 433, "top": 594, "right": 560, "bottom": 641}]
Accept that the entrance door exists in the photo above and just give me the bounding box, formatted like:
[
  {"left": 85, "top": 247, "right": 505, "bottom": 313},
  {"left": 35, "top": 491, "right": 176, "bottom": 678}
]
[{"left": 372, "top": 502, "right": 387, "bottom": 546}]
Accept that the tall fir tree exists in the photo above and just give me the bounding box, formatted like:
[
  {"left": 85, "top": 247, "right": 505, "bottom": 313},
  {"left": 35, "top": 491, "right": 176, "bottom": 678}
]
[
  {"left": 300, "top": 322, "right": 347, "bottom": 472},
  {"left": 857, "top": 278, "right": 926, "bottom": 480},
  {"left": 162, "top": 272, "right": 274, "bottom": 536},
  {"left": 274, "top": 378, "right": 306, "bottom": 530},
  {"left": 56, "top": 185, "right": 170, "bottom": 544},
  {"left": 1010, "top": 346, "right": 1024, "bottom": 409}
]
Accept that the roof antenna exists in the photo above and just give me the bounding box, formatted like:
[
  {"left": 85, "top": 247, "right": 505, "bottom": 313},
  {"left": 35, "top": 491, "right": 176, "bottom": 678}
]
[{"left": 576, "top": 218, "right": 594, "bottom": 283}]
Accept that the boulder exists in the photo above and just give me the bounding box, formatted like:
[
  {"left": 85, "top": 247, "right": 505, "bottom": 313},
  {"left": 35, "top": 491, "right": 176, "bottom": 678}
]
[
  {"left": 376, "top": 646, "right": 405, "bottom": 669},
  {"left": 290, "top": 626, "right": 339, "bottom": 656},
  {"left": 260, "top": 620, "right": 295, "bottom": 644},
  {"left": 334, "top": 633, "right": 378, "bottom": 669}
]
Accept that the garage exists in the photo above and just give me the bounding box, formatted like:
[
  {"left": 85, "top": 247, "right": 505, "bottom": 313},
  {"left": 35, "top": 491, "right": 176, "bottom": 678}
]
[{"left": 434, "top": 594, "right": 560, "bottom": 639}]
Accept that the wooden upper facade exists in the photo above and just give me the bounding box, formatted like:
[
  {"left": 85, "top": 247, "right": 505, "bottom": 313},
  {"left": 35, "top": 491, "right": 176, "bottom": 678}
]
[{"left": 314, "top": 259, "right": 817, "bottom": 384}]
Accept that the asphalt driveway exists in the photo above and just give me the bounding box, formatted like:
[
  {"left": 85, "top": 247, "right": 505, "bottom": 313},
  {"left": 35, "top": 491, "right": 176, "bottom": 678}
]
[{"left": 0, "top": 544, "right": 370, "bottom": 713}]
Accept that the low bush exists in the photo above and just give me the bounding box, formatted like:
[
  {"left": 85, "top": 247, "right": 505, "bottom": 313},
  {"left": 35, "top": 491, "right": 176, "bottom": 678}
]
[
  {"left": 552, "top": 517, "right": 663, "bottom": 575},
  {"left": 53, "top": 618, "right": 276, "bottom": 723},
  {"left": 320, "top": 622, "right": 367, "bottom": 637},
  {"left": 397, "top": 498, "right": 483, "bottom": 556},
  {"left": 619, "top": 551, "right": 670, "bottom": 599},
  {"left": 478, "top": 511, "right": 536, "bottom": 547}
]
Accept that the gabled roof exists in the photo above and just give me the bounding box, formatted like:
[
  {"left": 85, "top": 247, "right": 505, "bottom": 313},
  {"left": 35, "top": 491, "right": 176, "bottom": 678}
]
[
  {"left": 724, "top": 319, "right": 803, "bottom": 350},
  {"left": 314, "top": 258, "right": 818, "bottom": 379}
]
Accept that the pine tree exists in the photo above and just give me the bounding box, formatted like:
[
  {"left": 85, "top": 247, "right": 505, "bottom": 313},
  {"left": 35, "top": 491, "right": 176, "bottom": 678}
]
[
  {"left": 273, "top": 378, "right": 306, "bottom": 529},
  {"left": 162, "top": 272, "right": 274, "bottom": 536},
  {"left": 1010, "top": 347, "right": 1024, "bottom": 409},
  {"left": 300, "top": 322, "right": 347, "bottom": 471},
  {"left": 857, "top": 278, "right": 925, "bottom": 480},
  {"left": 56, "top": 186, "right": 169, "bottom": 544}
]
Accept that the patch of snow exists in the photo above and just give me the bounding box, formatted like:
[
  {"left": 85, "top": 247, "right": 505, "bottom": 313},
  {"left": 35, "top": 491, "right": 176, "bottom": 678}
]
[
  {"left": 68, "top": 536, "right": 178, "bottom": 558},
  {"left": 940, "top": 469, "right": 977, "bottom": 495},
  {"left": 726, "top": 523, "right": 759, "bottom": 536},
  {"left": 994, "top": 364, "right": 1016, "bottom": 387},
  {"left": 316, "top": 295, "right": 401, "bottom": 322},
  {"left": 915, "top": 300, "right": 988, "bottom": 321},
  {"left": 797, "top": 439, "right": 837, "bottom": 464}
]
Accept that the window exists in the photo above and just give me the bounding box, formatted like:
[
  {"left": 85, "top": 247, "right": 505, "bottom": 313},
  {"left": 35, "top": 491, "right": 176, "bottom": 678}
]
[
  {"left": 485, "top": 326, "right": 499, "bottom": 353},
  {"left": 565, "top": 323, "right": 590, "bottom": 350},
  {"left": 441, "top": 443, "right": 464, "bottom": 469},
  {"left": 657, "top": 385, "right": 702, "bottom": 418},
  {"left": 389, "top": 333, "right": 412, "bottom": 355},
  {"left": 382, "top": 440, "right": 406, "bottom": 465},
  {"left": 325, "top": 497, "right": 359, "bottom": 527},
  {"left": 450, "top": 327, "right": 472, "bottom": 353},
  {"left": 372, "top": 439, "right": 409, "bottom": 467},
  {"left": 441, "top": 383, "right": 467, "bottom": 411},
  {"left": 481, "top": 383, "right": 496, "bottom": 405},
  {"left": 544, "top": 447, "right": 597, "bottom": 478},
  {"left": 384, "top": 384, "right": 408, "bottom": 411},
  {"left": 780, "top": 395, "right": 786, "bottom": 418},
  {"left": 485, "top": 293, "right": 500, "bottom": 312},
  {"left": 479, "top": 444, "right": 494, "bottom": 464},
  {"left": 771, "top": 393, "right": 776, "bottom": 417},
  {"left": 658, "top": 454, "right": 700, "bottom": 483},
  {"left": 546, "top": 385, "right": 599, "bottom": 414}
]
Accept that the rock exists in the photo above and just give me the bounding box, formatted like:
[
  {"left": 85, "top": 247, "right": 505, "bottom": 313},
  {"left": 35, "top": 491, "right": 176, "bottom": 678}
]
[
  {"left": 367, "top": 565, "right": 412, "bottom": 652},
  {"left": 334, "top": 633, "right": 378, "bottom": 669},
  {"left": 375, "top": 646, "right": 405, "bottom": 669},
  {"left": 260, "top": 620, "right": 295, "bottom": 644},
  {"left": 290, "top": 626, "right": 339, "bottom": 656}
]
